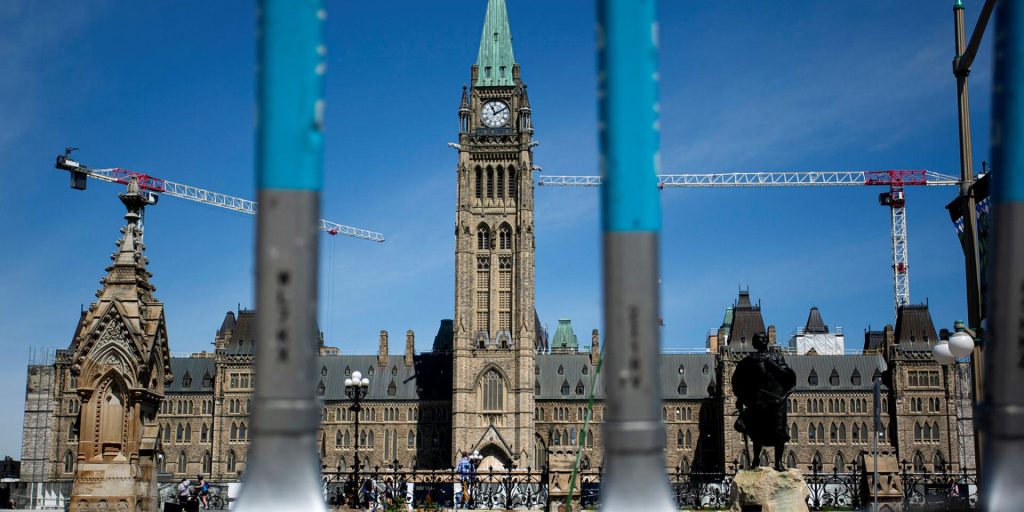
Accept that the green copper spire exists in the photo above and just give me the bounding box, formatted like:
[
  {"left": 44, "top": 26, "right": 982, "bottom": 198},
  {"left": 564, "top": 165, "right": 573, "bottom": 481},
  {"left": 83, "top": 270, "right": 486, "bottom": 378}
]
[
  {"left": 475, "top": 0, "right": 516, "bottom": 87},
  {"left": 551, "top": 318, "right": 579, "bottom": 351}
]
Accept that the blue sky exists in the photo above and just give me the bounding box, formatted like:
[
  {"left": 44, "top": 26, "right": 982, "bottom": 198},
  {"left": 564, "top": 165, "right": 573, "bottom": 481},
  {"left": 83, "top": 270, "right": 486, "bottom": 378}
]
[{"left": 0, "top": 1, "right": 993, "bottom": 457}]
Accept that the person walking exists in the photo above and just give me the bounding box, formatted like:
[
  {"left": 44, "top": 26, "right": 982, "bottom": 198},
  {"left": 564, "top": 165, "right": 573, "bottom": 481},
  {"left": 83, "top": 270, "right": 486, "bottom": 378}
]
[{"left": 195, "top": 475, "right": 210, "bottom": 510}]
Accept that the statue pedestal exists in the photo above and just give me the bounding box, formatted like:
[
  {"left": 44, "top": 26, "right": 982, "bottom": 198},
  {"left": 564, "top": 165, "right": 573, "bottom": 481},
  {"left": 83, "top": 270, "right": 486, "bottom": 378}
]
[{"left": 730, "top": 468, "right": 809, "bottom": 512}]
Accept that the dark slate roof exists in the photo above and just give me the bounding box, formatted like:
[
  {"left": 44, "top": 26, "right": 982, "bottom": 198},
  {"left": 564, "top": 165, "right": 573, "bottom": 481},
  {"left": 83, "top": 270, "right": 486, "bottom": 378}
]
[
  {"left": 804, "top": 307, "right": 828, "bottom": 334},
  {"left": 894, "top": 304, "right": 938, "bottom": 351},
  {"left": 728, "top": 290, "right": 765, "bottom": 348},
  {"left": 222, "top": 310, "right": 256, "bottom": 354},
  {"left": 166, "top": 357, "right": 217, "bottom": 393},
  {"left": 784, "top": 354, "right": 887, "bottom": 392},
  {"left": 534, "top": 353, "right": 716, "bottom": 400},
  {"left": 863, "top": 329, "right": 886, "bottom": 352},
  {"left": 432, "top": 320, "right": 453, "bottom": 353},
  {"left": 217, "top": 311, "right": 236, "bottom": 338},
  {"left": 317, "top": 353, "right": 451, "bottom": 401}
]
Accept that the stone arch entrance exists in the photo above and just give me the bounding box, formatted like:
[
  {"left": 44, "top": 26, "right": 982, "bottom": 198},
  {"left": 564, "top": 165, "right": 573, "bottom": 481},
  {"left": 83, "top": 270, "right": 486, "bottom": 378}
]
[{"left": 477, "top": 444, "right": 512, "bottom": 472}]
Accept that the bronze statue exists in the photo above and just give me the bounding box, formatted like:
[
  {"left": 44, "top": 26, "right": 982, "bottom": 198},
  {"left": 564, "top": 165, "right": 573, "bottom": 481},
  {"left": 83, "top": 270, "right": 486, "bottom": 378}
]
[{"left": 731, "top": 332, "right": 797, "bottom": 471}]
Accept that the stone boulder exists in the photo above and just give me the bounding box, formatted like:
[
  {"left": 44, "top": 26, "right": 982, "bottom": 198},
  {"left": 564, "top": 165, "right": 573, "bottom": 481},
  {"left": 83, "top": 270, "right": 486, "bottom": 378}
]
[{"left": 730, "top": 467, "right": 809, "bottom": 512}]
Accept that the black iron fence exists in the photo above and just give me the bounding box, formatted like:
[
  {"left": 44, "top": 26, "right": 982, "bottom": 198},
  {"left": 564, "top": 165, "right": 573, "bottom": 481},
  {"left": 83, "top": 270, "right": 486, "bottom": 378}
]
[
  {"left": 322, "top": 464, "right": 547, "bottom": 510},
  {"left": 320, "top": 462, "right": 978, "bottom": 510}
]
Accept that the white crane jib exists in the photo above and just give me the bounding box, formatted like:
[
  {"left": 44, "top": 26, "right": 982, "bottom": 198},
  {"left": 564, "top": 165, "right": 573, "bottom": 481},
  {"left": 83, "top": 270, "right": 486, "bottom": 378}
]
[
  {"left": 55, "top": 150, "right": 385, "bottom": 243},
  {"left": 538, "top": 169, "right": 962, "bottom": 318}
]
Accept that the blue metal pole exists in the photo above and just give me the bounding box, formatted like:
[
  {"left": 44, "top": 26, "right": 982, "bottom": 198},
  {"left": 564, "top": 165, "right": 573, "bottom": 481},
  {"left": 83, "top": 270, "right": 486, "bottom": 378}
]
[
  {"left": 981, "top": 1, "right": 1024, "bottom": 509},
  {"left": 597, "top": 0, "right": 674, "bottom": 510},
  {"left": 236, "top": 1, "right": 327, "bottom": 511}
]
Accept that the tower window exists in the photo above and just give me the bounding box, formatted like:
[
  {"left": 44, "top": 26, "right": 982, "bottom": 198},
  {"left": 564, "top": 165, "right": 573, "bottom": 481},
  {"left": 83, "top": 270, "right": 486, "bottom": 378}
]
[
  {"left": 509, "top": 168, "right": 516, "bottom": 199},
  {"left": 486, "top": 167, "right": 495, "bottom": 198},
  {"left": 477, "top": 226, "right": 491, "bottom": 250},
  {"left": 497, "top": 167, "right": 505, "bottom": 199},
  {"left": 499, "top": 225, "right": 512, "bottom": 250},
  {"left": 482, "top": 370, "right": 504, "bottom": 411},
  {"left": 474, "top": 167, "right": 483, "bottom": 199}
]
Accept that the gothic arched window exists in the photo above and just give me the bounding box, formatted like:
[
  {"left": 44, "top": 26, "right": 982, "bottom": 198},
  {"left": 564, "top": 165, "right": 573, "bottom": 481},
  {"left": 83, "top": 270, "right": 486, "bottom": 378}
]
[
  {"left": 829, "top": 369, "right": 840, "bottom": 386},
  {"left": 496, "top": 166, "right": 505, "bottom": 199},
  {"left": 787, "top": 452, "right": 797, "bottom": 469},
  {"left": 477, "top": 226, "right": 491, "bottom": 250},
  {"left": 482, "top": 370, "right": 505, "bottom": 411},
  {"left": 239, "top": 423, "right": 247, "bottom": 441},
  {"left": 808, "top": 370, "right": 819, "bottom": 386},
  {"left": 202, "top": 452, "right": 212, "bottom": 474},
  {"left": 851, "top": 369, "right": 862, "bottom": 386},
  {"left": 913, "top": 451, "right": 925, "bottom": 472},
  {"left": 486, "top": 166, "right": 495, "bottom": 198},
  {"left": 808, "top": 423, "right": 816, "bottom": 442},
  {"left": 498, "top": 224, "right": 512, "bottom": 250},
  {"left": 676, "top": 430, "right": 683, "bottom": 448},
  {"left": 475, "top": 167, "right": 483, "bottom": 199},
  {"left": 63, "top": 451, "right": 75, "bottom": 474},
  {"left": 509, "top": 168, "right": 517, "bottom": 198},
  {"left": 685, "top": 429, "right": 693, "bottom": 447},
  {"left": 834, "top": 452, "right": 845, "bottom": 472},
  {"left": 227, "top": 451, "right": 237, "bottom": 473},
  {"left": 790, "top": 423, "right": 798, "bottom": 442},
  {"left": 408, "top": 430, "right": 415, "bottom": 449},
  {"left": 335, "top": 431, "right": 342, "bottom": 448},
  {"left": 177, "top": 452, "right": 187, "bottom": 474},
  {"left": 560, "top": 380, "right": 570, "bottom": 397},
  {"left": 184, "top": 423, "right": 192, "bottom": 442},
  {"left": 177, "top": 424, "right": 184, "bottom": 442}
]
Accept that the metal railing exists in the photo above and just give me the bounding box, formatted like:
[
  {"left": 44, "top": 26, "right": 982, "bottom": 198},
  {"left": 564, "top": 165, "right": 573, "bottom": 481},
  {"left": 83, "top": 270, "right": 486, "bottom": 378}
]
[{"left": 315, "top": 463, "right": 978, "bottom": 510}]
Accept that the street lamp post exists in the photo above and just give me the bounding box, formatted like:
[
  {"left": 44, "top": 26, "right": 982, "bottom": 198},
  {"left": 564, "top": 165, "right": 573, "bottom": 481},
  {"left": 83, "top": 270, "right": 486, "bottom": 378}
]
[
  {"left": 467, "top": 450, "right": 482, "bottom": 508},
  {"left": 949, "top": 0, "right": 998, "bottom": 478},
  {"left": 931, "top": 323, "right": 976, "bottom": 473},
  {"left": 345, "top": 371, "right": 370, "bottom": 503}
]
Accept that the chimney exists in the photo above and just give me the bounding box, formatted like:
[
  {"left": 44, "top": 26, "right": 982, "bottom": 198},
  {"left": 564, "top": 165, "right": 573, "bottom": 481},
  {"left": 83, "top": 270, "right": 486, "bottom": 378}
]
[
  {"left": 405, "top": 330, "right": 415, "bottom": 367},
  {"left": 768, "top": 325, "right": 777, "bottom": 346},
  {"left": 590, "top": 329, "right": 600, "bottom": 365},
  {"left": 707, "top": 333, "right": 719, "bottom": 354},
  {"left": 378, "top": 330, "right": 388, "bottom": 367}
]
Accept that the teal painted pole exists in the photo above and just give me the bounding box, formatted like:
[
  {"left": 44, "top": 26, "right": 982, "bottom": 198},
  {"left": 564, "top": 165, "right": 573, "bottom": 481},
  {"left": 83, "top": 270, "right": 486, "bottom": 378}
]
[
  {"left": 597, "top": 1, "right": 674, "bottom": 510},
  {"left": 236, "top": 1, "right": 327, "bottom": 511},
  {"left": 983, "top": 1, "right": 1024, "bottom": 509},
  {"left": 599, "top": 0, "right": 661, "bottom": 233}
]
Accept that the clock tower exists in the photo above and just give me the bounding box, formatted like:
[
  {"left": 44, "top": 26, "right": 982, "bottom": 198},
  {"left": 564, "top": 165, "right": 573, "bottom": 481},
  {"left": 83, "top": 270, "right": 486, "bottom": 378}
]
[{"left": 451, "top": 0, "right": 538, "bottom": 469}]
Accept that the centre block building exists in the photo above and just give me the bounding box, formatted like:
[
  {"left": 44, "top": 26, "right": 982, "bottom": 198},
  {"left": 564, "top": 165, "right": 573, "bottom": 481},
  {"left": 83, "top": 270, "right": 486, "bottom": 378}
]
[{"left": 20, "top": 0, "right": 974, "bottom": 501}]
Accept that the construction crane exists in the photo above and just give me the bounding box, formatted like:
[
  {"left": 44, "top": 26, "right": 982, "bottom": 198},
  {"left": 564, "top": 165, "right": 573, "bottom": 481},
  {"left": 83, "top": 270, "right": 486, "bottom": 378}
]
[
  {"left": 54, "top": 149, "right": 385, "bottom": 242},
  {"left": 538, "top": 169, "right": 962, "bottom": 317}
]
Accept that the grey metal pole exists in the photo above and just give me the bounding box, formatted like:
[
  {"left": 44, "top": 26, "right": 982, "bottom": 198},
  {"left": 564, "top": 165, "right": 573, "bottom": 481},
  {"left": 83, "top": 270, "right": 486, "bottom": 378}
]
[
  {"left": 982, "top": 2, "right": 1024, "bottom": 509},
  {"left": 952, "top": 0, "right": 986, "bottom": 475},
  {"left": 234, "top": 1, "right": 327, "bottom": 512},
  {"left": 596, "top": 1, "right": 674, "bottom": 511}
]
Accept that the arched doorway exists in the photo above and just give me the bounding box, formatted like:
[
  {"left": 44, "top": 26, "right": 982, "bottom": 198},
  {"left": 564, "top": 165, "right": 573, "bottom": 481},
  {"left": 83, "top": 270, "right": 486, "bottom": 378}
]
[{"left": 477, "top": 444, "right": 511, "bottom": 472}]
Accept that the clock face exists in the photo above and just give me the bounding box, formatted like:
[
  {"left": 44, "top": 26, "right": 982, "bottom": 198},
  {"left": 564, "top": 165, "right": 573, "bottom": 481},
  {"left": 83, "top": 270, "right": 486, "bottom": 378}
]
[{"left": 481, "top": 100, "right": 510, "bottom": 128}]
